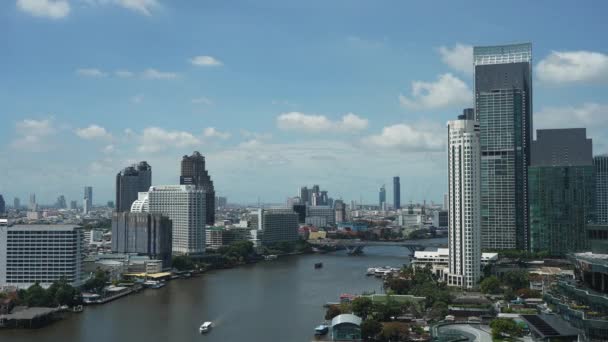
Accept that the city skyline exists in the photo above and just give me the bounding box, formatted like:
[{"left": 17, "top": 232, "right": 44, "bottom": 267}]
[{"left": 2, "top": 1, "right": 608, "bottom": 205}]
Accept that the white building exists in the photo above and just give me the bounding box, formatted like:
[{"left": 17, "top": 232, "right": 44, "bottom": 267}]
[
  {"left": 147, "top": 185, "right": 207, "bottom": 255},
  {"left": 0, "top": 224, "right": 85, "bottom": 289},
  {"left": 446, "top": 117, "right": 482, "bottom": 289},
  {"left": 412, "top": 248, "right": 497, "bottom": 280}
]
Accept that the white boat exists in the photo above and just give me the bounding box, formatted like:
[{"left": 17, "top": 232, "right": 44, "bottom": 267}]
[
  {"left": 366, "top": 267, "right": 376, "bottom": 276},
  {"left": 144, "top": 280, "right": 166, "bottom": 289},
  {"left": 199, "top": 321, "right": 213, "bottom": 333}
]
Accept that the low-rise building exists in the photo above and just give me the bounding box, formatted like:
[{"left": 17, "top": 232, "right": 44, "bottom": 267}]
[
  {"left": 411, "top": 248, "right": 498, "bottom": 279},
  {"left": 248, "top": 208, "right": 299, "bottom": 246}
]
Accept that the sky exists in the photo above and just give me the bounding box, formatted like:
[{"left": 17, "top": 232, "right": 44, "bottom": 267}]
[{"left": 1, "top": 0, "right": 608, "bottom": 206}]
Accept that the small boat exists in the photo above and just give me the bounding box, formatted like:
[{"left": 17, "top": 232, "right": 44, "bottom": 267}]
[
  {"left": 144, "top": 280, "right": 166, "bottom": 289},
  {"left": 366, "top": 267, "right": 376, "bottom": 276},
  {"left": 199, "top": 321, "right": 213, "bottom": 333},
  {"left": 314, "top": 324, "right": 329, "bottom": 335},
  {"left": 314, "top": 262, "right": 323, "bottom": 269},
  {"left": 265, "top": 254, "right": 278, "bottom": 261}
]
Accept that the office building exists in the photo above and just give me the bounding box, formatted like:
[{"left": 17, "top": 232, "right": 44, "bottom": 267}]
[
  {"left": 529, "top": 128, "right": 594, "bottom": 256},
  {"left": 13, "top": 197, "right": 20, "bottom": 210},
  {"left": 446, "top": 116, "right": 481, "bottom": 289},
  {"left": 180, "top": 151, "right": 215, "bottom": 225},
  {"left": 438, "top": 210, "right": 448, "bottom": 229},
  {"left": 308, "top": 205, "right": 336, "bottom": 226},
  {"left": 205, "top": 226, "right": 252, "bottom": 249},
  {"left": 379, "top": 185, "right": 386, "bottom": 209},
  {"left": 474, "top": 43, "right": 532, "bottom": 250},
  {"left": 0, "top": 224, "right": 85, "bottom": 289},
  {"left": 334, "top": 200, "right": 346, "bottom": 223},
  {"left": 116, "top": 161, "right": 152, "bottom": 212},
  {"left": 84, "top": 186, "right": 93, "bottom": 214},
  {"left": 393, "top": 176, "right": 401, "bottom": 209},
  {"left": 148, "top": 185, "right": 207, "bottom": 255},
  {"left": 215, "top": 196, "right": 227, "bottom": 209},
  {"left": 0, "top": 195, "right": 4, "bottom": 214},
  {"left": 55, "top": 195, "right": 66, "bottom": 209},
  {"left": 586, "top": 224, "right": 608, "bottom": 254},
  {"left": 249, "top": 208, "right": 299, "bottom": 245},
  {"left": 299, "top": 186, "right": 309, "bottom": 205},
  {"left": 595, "top": 155, "right": 608, "bottom": 224},
  {"left": 70, "top": 200, "right": 77, "bottom": 210},
  {"left": 112, "top": 211, "right": 172, "bottom": 268},
  {"left": 29, "top": 193, "right": 36, "bottom": 211},
  {"left": 292, "top": 204, "right": 306, "bottom": 223},
  {"left": 443, "top": 193, "right": 448, "bottom": 210}
]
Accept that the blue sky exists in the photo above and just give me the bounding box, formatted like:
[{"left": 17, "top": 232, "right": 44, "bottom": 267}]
[{"left": 1, "top": 0, "right": 608, "bottom": 205}]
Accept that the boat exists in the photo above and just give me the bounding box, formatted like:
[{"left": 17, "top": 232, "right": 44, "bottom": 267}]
[
  {"left": 143, "top": 280, "right": 166, "bottom": 289},
  {"left": 366, "top": 267, "right": 376, "bottom": 276},
  {"left": 314, "top": 324, "right": 329, "bottom": 335},
  {"left": 265, "top": 254, "right": 278, "bottom": 261},
  {"left": 314, "top": 262, "right": 323, "bottom": 269},
  {"left": 199, "top": 321, "right": 213, "bottom": 333}
]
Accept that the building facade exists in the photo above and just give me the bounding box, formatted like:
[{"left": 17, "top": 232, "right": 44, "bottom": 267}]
[
  {"left": 84, "top": 186, "right": 93, "bottom": 214},
  {"left": 474, "top": 43, "right": 532, "bottom": 250},
  {"left": 0, "top": 224, "right": 85, "bottom": 289},
  {"left": 148, "top": 185, "right": 207, "bottom": 255},
  {"left": 393, "top": 176, "right": 401, "bottom": 209},
  {"left": 379, "top": 185, "right": 386, "bottom": 209},
  {"left": 529, "top": 129, "right": 594, "bottom": 256},
  {"left": 116, "top": 161, "right": 152, "bottom": 212},
  {"left": 447, "top": 117, "right": 481, "bottom": 289},
  {"left": 334, "top": 200, "right": 346, "bottom": 223},
  {"left": 595, "top": 155, "right": 608, "bottom": 224},
  {"left": 180, "top": 151, "right": 215, "bottom": 225},
  {"left": 111, "top": 211, "right": 172, "bottom": 268},
  {"left": 249, "top": 208, "right": 299, "bottom": 246},
  {"left": 307, "top": 205, "right": 336, "bottom": 226}
]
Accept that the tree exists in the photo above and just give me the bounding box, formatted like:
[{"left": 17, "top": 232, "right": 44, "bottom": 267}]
[
  {"left": 381, "top": 322, "right": 408, "bottom": 341},
  {"left": 352, "top": 297, "right": 373, "bottom": 319},
  {"left": 429, "top": 301, "right": 448, "bottom": 321},
  {"left": 480, "top": 276, "right": 501, "bottom": 294},
  {"left": 25, "top": 283, "right": 51, "bottom": 307},
  {"left": 83, "top": 269, "right": 109, "bottom": 293},
  {"left": 325, "top": 305, "right": 342, "bottom": 321},
  {"left": 172, "top": 255, "right": 195, "bottom": 271},
  {"left": 502, "top": 270, "right": 529, "bottom": 290},
  {"left": 516, "top": 288, "right": 541, "bottom": 298},
  {"left": 490, "top": 318, "right": 523, "bottom": 339},
  {"left": 360, "top": 319, "right": 382, "bottom": 341}
]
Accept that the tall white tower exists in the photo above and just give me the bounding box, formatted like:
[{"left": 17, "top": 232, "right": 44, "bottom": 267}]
[{"left": 447, "top": 116, "right": 481, "bottom": 289}]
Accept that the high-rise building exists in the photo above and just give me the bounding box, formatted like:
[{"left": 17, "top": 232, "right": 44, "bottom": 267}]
[
  {"left": 393, "top": 177, "right": 401, "bottom": 210},
  {"left": 116, "top": 161, "right": 152, "bottom": 212},
  {"left": 148, "top": 185, "right": 207, "bottom": 255},
  {"left": 595, "top": 155, "right": 608, "bottom": 224},
  {"left": 334, "top": 200, "right": 346, "bottom": 223},
  {"left": 55, "top": 195, "right": 67, "bottom": 209},
  {"left": 180, "top": 152, "right": 215, "bottom": 225},
  {"left": 0, "top": 195, "right": 5, "bottom": 214},
  {"left": 13, "top": 197, "right": 20, "bottom": 210},
  {"left": 379, "top": 185, "right": 386, "bottom": 209},
  {"left": 299, "top": 186, "right": 309, "bottom": 205},
  {"left": 112, "top": 211, "right": 172, "bottom": 268},
  {"left": 29, "top": 193, "right": 36, "bottom": 211},
  {"left": 83, "top": 186, "right": 93, "bottom": 214},
  {"left": 443, "top": 193, "right": 448, "bottom": 211},
  {"left": 474, "top": 43, "right": 532, "bottom": 250},
  {"left": 307, "top": 206, "right": 336, "bottom": 226},
  {"left": 529, "top": 129, "right": 594, "bottom": 256},
  {"left": 292, "top": 204, "right": 307, "bottom": 223},
  {"left": 0, "top": 224, "right": 85, "bottom": 289},
  {"left": 70, "top": 200, "right": 77, "bottom": 210},
  {"left": 215, "top": 196, "right": 227, "bottom": 209},
  {"left": 248, "top": 208, "right": 299, "bottom": 246},
  {"left": 447, "top": 116, "right": 481, "bottom": 289}
]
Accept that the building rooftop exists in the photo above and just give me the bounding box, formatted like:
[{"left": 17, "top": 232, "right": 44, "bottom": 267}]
[
  {"left": 7, "top": 224, "right": 82, "bottom": 231},
  {"left": 521, "top": 314, "right": 580, "bottom": 339},
  {"left": 331, "top": 314, "right": 362, "bottom": 327}
]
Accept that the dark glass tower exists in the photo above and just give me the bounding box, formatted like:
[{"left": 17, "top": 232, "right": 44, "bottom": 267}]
[
  {"left": 529, "top": 128, "right": 594, "bottom": 256},
  {"left": 0, "top": 195, "right": 5, "bottom": 214},
  {"left": 595, "top": 155, "right": 608, "bottom": 224},
  {"left": 379, "top": 185, "right": 386, "bottom": 209},
  {"left": 180, "top": 151, "right": 215, "bottom": 225},
  {"left": 393, "top": 176, "right": 401, "bottom": 209},
  {"left": 474, "top": 43, "right": 532, "bottom": 250},
  {"left": 115, "top": 161, "right": 152, "bottom": 212}
]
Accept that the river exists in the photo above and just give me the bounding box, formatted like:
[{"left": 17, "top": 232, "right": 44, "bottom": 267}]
[{"left": 1, "top": 239, "right": 445, "bottom": 342}]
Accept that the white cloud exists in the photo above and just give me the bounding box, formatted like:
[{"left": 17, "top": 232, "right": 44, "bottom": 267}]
[
  {"left": 438, "top": 43, "right": 473, "bottom": 74},
  {"left": 363, "top": 122, "right": 445, "bottom": 152},
  {"left": 138, "top": 127, "right": 201, "bottom": 153},
  {"left": 115, "top": 70, "right": 134, "bottom": 78},
  {"left": 537, "top": 50, "right": 608, "bottom": 84},
  {"left": 203, "top": 127, "right": 231, "bottom": 140},
  {"left": 399, "top": 73, "right": 471, "bottom": 110},
  {"left": 190, "top": 55, "right": 223, "bottom": 67},
  {"left": 85, "top": 0, "right": 159, "bottom": 16},
  {"left": 17, "top": 0, "right": 70, "bottom": 19},
  {"left": 191, "top": 97, "right": 212, "bottom": 105},
  {"left": 76, "top": 68, "right": 107, "bottom": 77},
  {"left": 141, "top": 68, "right": 178, "bottom": 80},
  {"left": 75, "top": 124, "right": 112, "bottom": 140},
  {"left": 11, "top": 118, "right": 56, "bottom": 150},
  {"left": 102, "top": 144, "right": 115, "bottom": 154},
  {"left": 276, "top": 112, "right": 368, "bottom": 133}
]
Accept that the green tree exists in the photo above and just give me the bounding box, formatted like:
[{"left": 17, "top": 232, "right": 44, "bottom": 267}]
[
  {"left": 172, "top": 255, "right": 195, "bottom": 271},
  {"left": 360, "top": 319, "right": 382, "bottom": 341},
  {"left": 502, "top": 270, "right": 529, "bottom": 290},
  {"left": 490, "top": 318, "right": 523, "bottom": 339},
  {"left": 83, "top": 269, "right": 109, "bottom": 293},
  {"left": 352, "top": 297, "right": 373, "bottom": 319},
  {"left": 480, "top": 276, "right": 501, "bottom": 294},
  {"left": 325, "top": 305, "right": 342, "bottom": 321},
  {"left": 25, "top": 283, "right": 51, "bottom": 307},
  {"left": 429, "top": 301, "right": 448, "bottom": 321}
]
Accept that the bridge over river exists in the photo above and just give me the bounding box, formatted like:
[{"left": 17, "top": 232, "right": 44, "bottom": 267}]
[{"left": 309, "top": 238, "right": 447, "bottom": 256}]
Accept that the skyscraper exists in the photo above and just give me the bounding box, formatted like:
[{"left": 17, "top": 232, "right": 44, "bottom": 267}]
[
  {"left": 116, "top": 161, "right": 152, "bottom": 212},
  {"left": 13, "top": 197, "right": 20, "bottom": 210},
  {"left": 148, "top": 185, "right": 207, "bottom": 255},
  {"left": 56, "top": 195, "right": 67, "bottom": 209},
  {"left": 595, "top": 155, "right": 608, "bottom": 224},
  {"left": 70, "top": 200, "right": 77, "bottom": 210},
  {"left": 447, "top": 115, "right": 481, "bottom": 289},
  {"left": 379, "top": 185, "right": 386, "bottom": 209},
  {"left": 29, "top": 193, "right": 36, "bottom": 211},
  {"left": 83, "top": 186, "right": 93, "bottom": 214},
  {"left": 474, "top": 43, "right": 532, "bottom": 250},
  {"left": 299, "top": 186, "right": 309, "bottom": 205},
  {"left": 180, "top": 151, "right": 215, "bottom": 225},
  {"left": 529, "top": 129, "right": 594, "bottom": 256},
  {"left": 0, "top": 195, "right": 5, "bottom": 214},
  {"left": 334, "top": 200, "right": 346, "bottom": 223},
  {"left": 393, "top": 176, "right": 401, "bottom": 210}
]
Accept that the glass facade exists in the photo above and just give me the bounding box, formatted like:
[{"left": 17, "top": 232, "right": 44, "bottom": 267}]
[
  {"left": 595, "top": 156, "right": 608, "bottom": 224},
  {"left": 529, "top": 165, "right": 595, "bottom": 256}
]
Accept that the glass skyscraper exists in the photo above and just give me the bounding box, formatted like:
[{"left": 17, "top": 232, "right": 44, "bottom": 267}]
[
  {"left": 393, "top": 176, "right": 401, "bottom": 209},
  {"left": 115, "top": 161, "right": 152, "bottom": 212},
  {"left": 595, "top": 155, "right": 608, "bottom": 224},
  {"left": 529, "top": 129, "right": 594, "bottom": 256},
  {"left": 474, "top": 43, "right": 532, "bottom": 250}
]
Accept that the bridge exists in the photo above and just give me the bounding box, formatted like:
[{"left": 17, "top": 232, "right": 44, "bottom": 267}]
[{"left": 309, "top": 238, "right": 446, "bottom": 256}]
